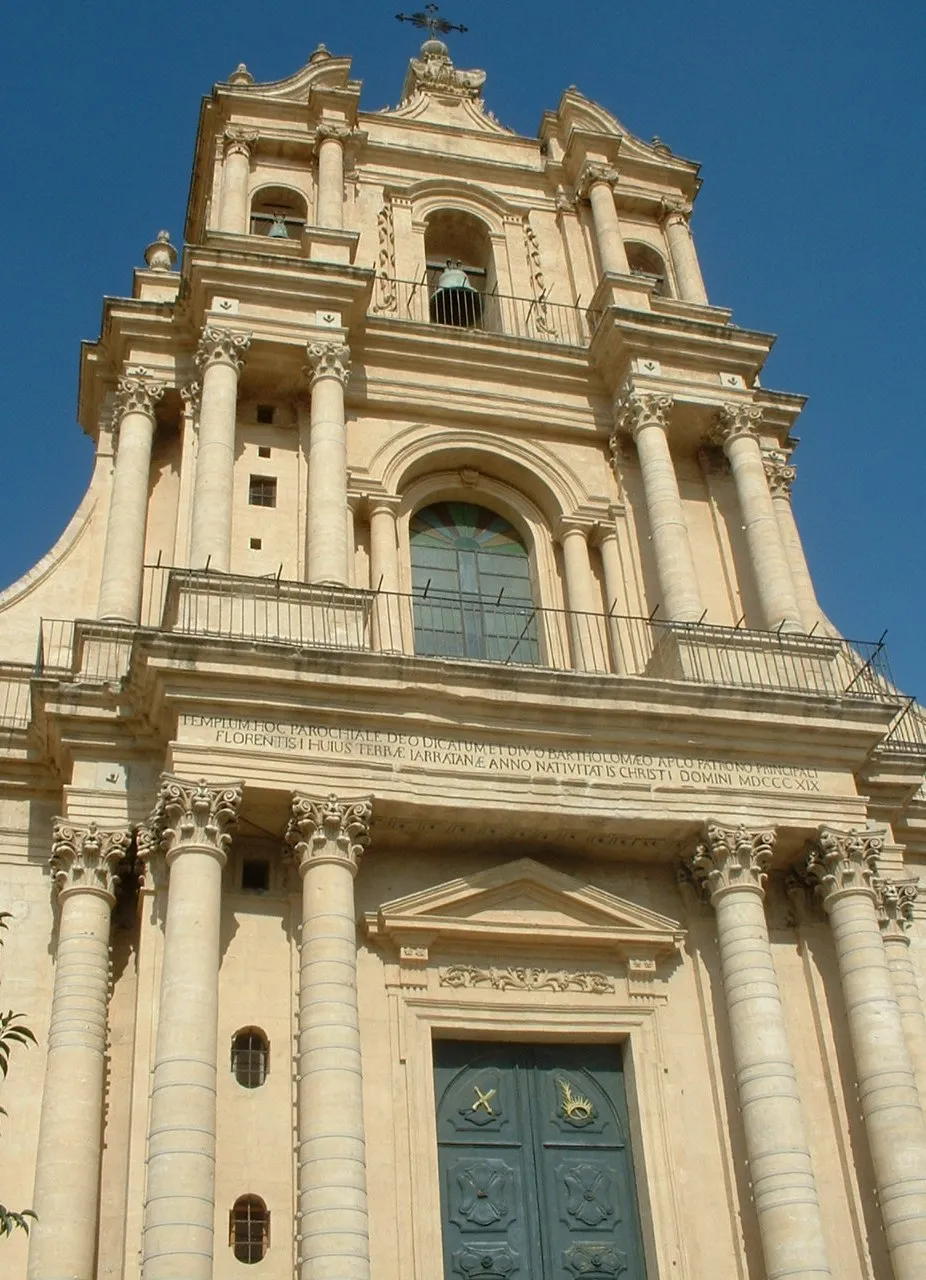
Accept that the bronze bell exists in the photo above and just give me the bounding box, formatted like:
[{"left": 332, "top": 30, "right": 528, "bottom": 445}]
[
  {"left": 268, "top": 214, "right": 289, "bottom": 238},
  {"left": 429, "top": 260, "right": 483, "bottom": 327}
]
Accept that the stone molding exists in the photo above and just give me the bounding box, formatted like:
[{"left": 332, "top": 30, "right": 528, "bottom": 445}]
[
  {"left": 613, "top": 390, "right": 674, "bottom": 439},
  {"left": 802, "top": 826, "right": 884, "bottom": 905},
  {"left": 112, "top": 366, "right": 165, "bottom": 425},
  {"left": 195, "top": 325, "right": 252, "bottom": 373},
  {"left": 147, "top": 775, "right": 243, "bottom": 867},
  {"left": 876, "top": 877, "right": 918, "bottom": 941},
  {"left": 305, "top": 340, "right": 351, "bottom": 386},
  {"left": 50, "top": 818, "right": 132, "bottom": 903},
  {"left": 223, "top": 126, "right": 258, "bottom": 158},
  {"left": 687, "top": 820, "right": 775, "bottom": 900},
  {"left": 711, "top": 401, "right": 763, "bottom": 447},
  {"left": 763, "top": 448, "right": 797, "bottom": 498},
  {"left": 576, "top": 162, "right": 620, "bottom": 200},
  {"left": 287, "top": 793, "right": 373, "bottom": 876}
]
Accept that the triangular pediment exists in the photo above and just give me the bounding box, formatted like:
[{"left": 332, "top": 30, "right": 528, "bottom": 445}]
[{"left": 364, "top": 858, "right": 683, "bottom": 956}]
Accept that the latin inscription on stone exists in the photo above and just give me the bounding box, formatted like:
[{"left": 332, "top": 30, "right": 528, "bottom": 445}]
[{"left": 178, "top": 714, "right": 821, "bottom": 793}]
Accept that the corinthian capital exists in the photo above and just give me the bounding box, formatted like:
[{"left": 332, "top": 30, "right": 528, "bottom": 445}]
[
  {"left": 315, "top": 119, "right": 352, "bottom": 144},
  {"left": 51, "top": 819, "right": 132, "bottom": 903},
  {"left": 802, "top": 826, "right": 884, "bottom": 905},
  {"left": 660, "top": 198, "right": 692, "bottom": 226},
  {"left": 148, "top": 776, "right": 243, "bottom": 866},
  {"left": 875, "top": 877, "right": 918, "bottom": 941},
  {"left": 305, "top": 340, "right": 351, "bottom": 386},
  {"left": 687, "top": 820, "right": 775, "bottom": 900},
  {"left": 196, "top": 326, "right": 252, "bottom": 373},
  {"left": 613, "top": 389, "right": 674, "bottom": 439},
  {"left": 223, "top": 126, "right": 259, "bottom": 158},
  {"left": 113, "top": 366, "right": 166, "bottom": 424},
  {"left": 576, "top": 161, "right": 620, "bottom": 200},
  {"left": 286, "top": 793, "right": 372, "bottom": 877},
  {"left": 762, "top": 449, "right": 797, "bottom": 499},
  {"left": 712, "top": 401, "right": 763, "bottom": 447}
]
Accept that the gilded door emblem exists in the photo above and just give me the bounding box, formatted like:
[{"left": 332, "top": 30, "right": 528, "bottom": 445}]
[
  {"left": 471, "top": 1084, "right": 497, "bottom": 1115},
  {"left": 558, "top": 1077, "right": 596, "bottom": 1125}
]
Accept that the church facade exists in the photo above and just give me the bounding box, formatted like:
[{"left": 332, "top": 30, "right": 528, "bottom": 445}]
[{"left": 1, "top": 30, "right": 926, "bottom": 1280}]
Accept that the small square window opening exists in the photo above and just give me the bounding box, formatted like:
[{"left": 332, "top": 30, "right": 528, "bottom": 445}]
[
  {"left": 256, "top": 405, "right": 275, "bottom": 425},
  {"left": 241, "top": 859, "right": 270, "bottom": 892},
  {"left": 249, "top": 537, "right": 262, "bottom": 551},
  {"left": 257, "top": 445, "right": 271, "bottom": 458},
  {"left": 248, "top": 475, "right": 277, "bottom": 508}
]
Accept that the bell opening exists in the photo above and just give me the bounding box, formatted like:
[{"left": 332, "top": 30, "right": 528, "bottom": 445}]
[{"left": 429, "top": 260, "right": 485, "bottom": 328}]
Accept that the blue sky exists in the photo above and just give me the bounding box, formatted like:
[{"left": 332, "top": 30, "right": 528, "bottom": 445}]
[{"left": 2, "top": 1, "right": 924, "bottom": 694}]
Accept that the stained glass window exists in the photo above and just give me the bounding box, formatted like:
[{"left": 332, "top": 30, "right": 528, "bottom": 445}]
[{"left": 410, "top": 503, "right": 540, "bottom": 664}]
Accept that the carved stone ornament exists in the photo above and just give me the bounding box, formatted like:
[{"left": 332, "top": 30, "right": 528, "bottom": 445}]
[
  {"left": 195, "top": 326, "right": 252, "bottom": 373},
  {"left": 223, "top": 126, "right": 258, "bottom": 158},
  {"left": 305, "top": 340, "right": 351, "bottom": 386},
  {"left": 802, "top": 826, "right": 884, "bottom": 904},
  {"left": 315, "top": 119, "right": 352, "bottom": 143},
  {"left": 659, "top": 197, "right": 691, "bottom": 226},
  {"left": 763, "top": 449, "right": 797, "bottom": 499},
  {"left": 147, "top": 776, "right": 243, "bottom": 866},
  {"left": 440, "top": 964, "right": 615, "bottom": 994},
  {"left": 711, "top": 401, "right": 763, "bottom": 447},
  {"left": 403, "top": 41, "right": 487, "bottom": 101},
  {"left": 50, "top": 819, "right": 132, "bottom": 903},
  {"left": 373, "top": 203, "right": 398, "bottom": 314},
  {"left": 523, "top": 217, "right": 557, "bottom": 337},
  {"left": 576, "top": 162, "right": 620, "bottom": 201},
  {"left": 135, "top": 821, "right": 167, "bottom": 894},
  {"left": 144, "top": 229, "right": 177, "bottom": 272},
  {"left": 286, "top": 793, "right": 372, "bottom": 876},
  {"left": 875, "top": 877, "right": 918, "bottom": 940},
  {"left": 112, "top": 366, "right": 166, "bottom": 426},
  {"left": 613, "top": 390, "right": 674, "bottom": 439},
  {"left": 180, "top": 381, "right": 201, "bottom": 417},
  {"left": 687, "top": 820, "right": 776, "bottom": 899}
]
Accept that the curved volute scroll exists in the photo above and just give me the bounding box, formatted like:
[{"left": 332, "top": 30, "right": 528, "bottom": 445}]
[
  {"left": 286, "top": 793, "right": 373, "bottom": 876},
  {"left": 802, "top": 825, "right": 883, "bottom": 905},
  {"left": 195, "top": 325, "right": 251, "bottom": 373},
  {"left": 687, "top": 820, "right": 775, "bottom": 901},
  {"left": 148, "top": 775, "right": 244, "bottom": 866},
  {"left": 50, "top": 818, "right": 133, "bottom": 903}
]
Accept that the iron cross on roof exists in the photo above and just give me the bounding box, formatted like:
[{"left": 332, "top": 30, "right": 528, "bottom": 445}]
[{"left": 395, "top": 4, "right": 468, "bottom": 38}]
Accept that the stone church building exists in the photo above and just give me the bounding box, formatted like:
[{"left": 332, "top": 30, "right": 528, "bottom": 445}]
[{"left": 1, "top": 28, "right": 925, "bottom": 1280}]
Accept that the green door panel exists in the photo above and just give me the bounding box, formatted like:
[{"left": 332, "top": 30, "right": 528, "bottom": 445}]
[{"left": 434, "top": 1042, "right": 647, "bottom": 1280}]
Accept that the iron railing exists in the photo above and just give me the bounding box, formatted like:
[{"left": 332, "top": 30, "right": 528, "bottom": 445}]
[
  {"left": 32, "top": 566, "right": 900, "bottom": 706},
  {"left": 883, "top": 700, "right": 926, "bottom": 755},
  {"left": 0, "top": 665, "right": 33, "bottom": 729},
  {"left": 369, "top": 277, "right": 599, "bottom": 348}
]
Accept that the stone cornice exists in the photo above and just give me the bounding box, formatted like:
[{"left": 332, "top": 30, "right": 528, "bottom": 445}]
[
  {"left": 286, "top": 793, "right": 372, "bottom": 876},
  {"left": 51, "top": 819, "right": 132, "bottom": 903}
]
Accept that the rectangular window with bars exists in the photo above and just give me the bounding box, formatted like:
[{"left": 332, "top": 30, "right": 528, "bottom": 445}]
[{"left": 248, "top": 475, "right": 277, "bottom": 508}]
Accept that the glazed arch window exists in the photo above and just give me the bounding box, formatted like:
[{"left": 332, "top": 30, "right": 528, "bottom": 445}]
[
  {"left": 249, "top": 185, "right": 307, "bottom": 239},
  {"left": 410, "top": 502, "right": 540, "bottom": 664},
  {"left": 231, "top": 1028, "right": 269, "bottom": 1088},
  {"left": 625, "top": 241, "right": 669, "bottom": 296},
  {"left": 230, "top": 1195, "right": 269, "bottom": 1263}
]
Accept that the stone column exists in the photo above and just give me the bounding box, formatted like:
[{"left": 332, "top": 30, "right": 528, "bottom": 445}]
[
  {"left": 613, "top": 391, "right": 703, "bottom": 622},
  {"left": 688, "top": 821, "right": 833, "bottom": 1280},
  {"left": 27, "top": 821, "right": 131, "bottom": 1280},
  {"left": 189, "top": 327, "right": 251, "bottom": 571},
  {"left": 218, "top": 128, "right": 257, "bottom": 234},
  {"left": 141, "top": 777, "right": 243, "bottom": 1280},
  {"left": 305, "top": 341, "right": 351, "bottom": 585},
  {"left": 287, "top": 794, "right": 373, "bottom": 1280},
  {"left": 763, "top": 450, "right": 821, "bottom": 631},
  {"left": 557, "top": 519, "right": 608, "bottom": 672},
  {"left": 369, "top": 497, "right": 402, "bottom": 652},
  {"left": 803, "top": 828, "right": 926, "bottom": 1280},
  {"left": 713, "top": 404, "right": 803, "bottom": 632},
  {"left": 592, "top": 521, "right": 626, "bottom": 673},
  {"left": 577, "top": 162, "right": 629, "bottom": 276},
  {"left": 315, "top": 122, "right": 350, "bottom": 230},
  {"left": 661, "top": 201, "right": 709, "bottom": 304},
  {"left": 877, "top": 877, "right": 926, "bottom": 1109},
  {"left": 98, "top": 368, "right": 165, "bottom": 622}
]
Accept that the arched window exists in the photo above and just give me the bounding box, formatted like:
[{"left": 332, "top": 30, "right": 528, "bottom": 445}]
[
  {"left": 230, "top": 1195, "right": 269, "bottom": 1264},
  {"left": 424, "top": 210, "right": 494, "bottom": 328},
  {"left": 410, "top": 502, "right": 540, "bottom": 664},
  {"left": 249, "top": 186, "right": 308, "bottom": 238},
  {"left": 625, "top": 242, "right": 669, "bottom": 296},
  {"left": 231, "top": 1028, "right": 269, "bottom": 1088}
]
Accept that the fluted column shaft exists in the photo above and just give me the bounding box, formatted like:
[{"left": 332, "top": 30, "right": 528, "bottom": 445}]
[
  {"left": 305, "top": 341, "right": 351, "bottom": 585},
  {"left": 98, "top": 370, "right": 165, "bottom": 622},
  {"left": 369, "top": 498, "right": 402, "bottom": 652},
  {"left": 559, "top": 521, "right": 607, "bottom": 672},
  {"left": 662, "top": 205, "right": 708, "bottom": 303},
  {"left": 878, "top": 879, "right": 926, "bottom": 1108},
  {"left": 805, "top": 830, "right": 926, "bottom": 1280},
  {"left": 580, "top": 164, "right": 629, "bottom": 276},
  {"left": 189, "top": 328, "right": 251, "bottom": 571},
  {"left": 218, "top": 130, "right": 256, "bottom": 234},
  {"left": 315, "top": 125, "right": 348, "bottom": 230},
  {"left": 690, "top": 822, "right": 833, "bottom": 1279},
  {"left": 27, "top": 822, "right": 131, "bottom": 1280},
  {"left": 288, "top": 795, "right": 372, "bottom": 1280},
  {"left": 141, "top": 778, "right": 242, "bottom": 1280},
  {"left": 764, "top": 451, "right": 820, "bottom": 631},
  {"left": 615, "top": 392, "right": 703, "bottom": 622},
  {"left": 715, "top": 405, "right": 803, "bottom": 632}
]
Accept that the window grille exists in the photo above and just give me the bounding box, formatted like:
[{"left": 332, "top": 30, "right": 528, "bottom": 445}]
[
  {"left": 230, "top": 1195, "right": 269, "bottom": 1263},
  {"left": 231, "top": 1029, "right": 269, "bottom": 1088},
  {"left": 248, "top": 475, "right": 277, "bottom": 508}
]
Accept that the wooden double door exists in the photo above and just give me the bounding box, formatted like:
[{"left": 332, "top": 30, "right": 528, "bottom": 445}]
[{"left": 434, "top": 1041, "right": 646, "bottom": 1279}]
